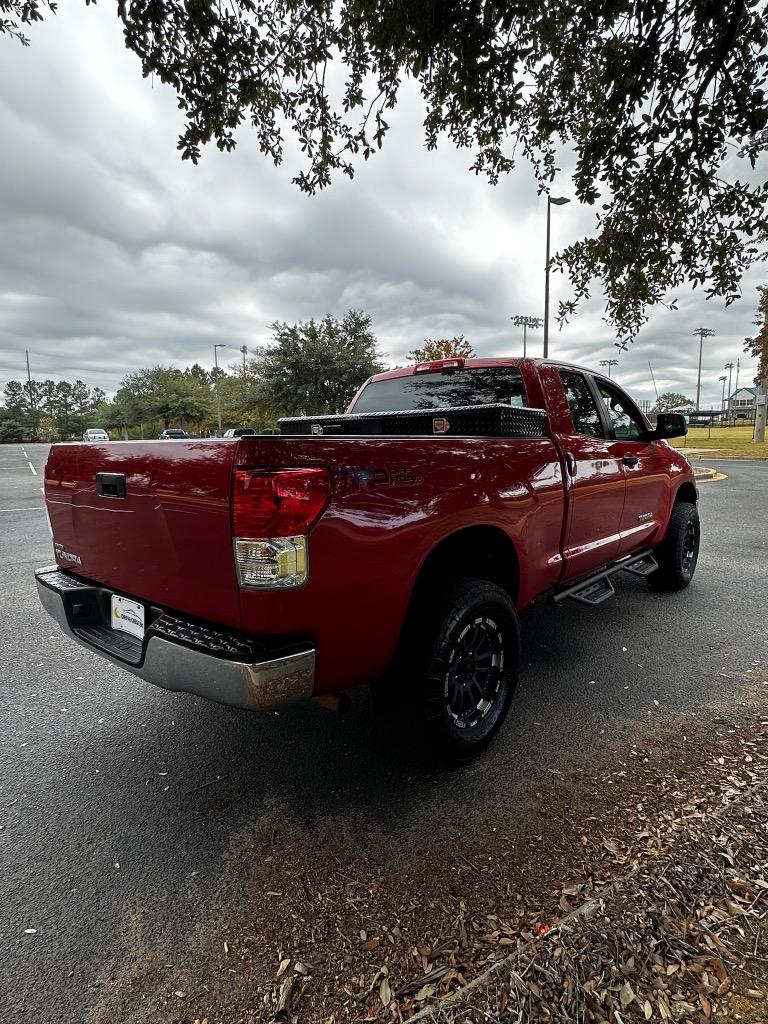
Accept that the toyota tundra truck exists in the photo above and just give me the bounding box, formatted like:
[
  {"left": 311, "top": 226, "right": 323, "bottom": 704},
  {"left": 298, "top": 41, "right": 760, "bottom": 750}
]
[{"left": 35, "top": 358, "right": 698, "bottom": 757}]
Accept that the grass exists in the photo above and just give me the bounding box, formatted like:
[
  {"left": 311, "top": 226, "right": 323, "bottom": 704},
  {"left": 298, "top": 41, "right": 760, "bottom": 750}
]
[{"left": 670, "top": 424, "right": 768, "bottom": 459}]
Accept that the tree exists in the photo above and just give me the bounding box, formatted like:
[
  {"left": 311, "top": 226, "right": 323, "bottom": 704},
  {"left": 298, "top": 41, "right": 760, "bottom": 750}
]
[
  {"left": 408, "top": 336, "right": 475, "bottom": 363},
  {"left": 255, "top": 310, "right": 384, "bottom": 416},
  {"left": 54, "top": 381, "right": 75, "bottom": 437},
  {"left": 7, "top": 2, "right": 768, "bottom": 342},
  {"left": 0, "top": 418, "right": 26, "bottom": 443},
  {"left": 653, "top": 392, "right": 695, "bottom": 413},
  {"left": 71, "top": 379, "right": 92, "bottom": 434},
  {"left": 3, "top": 380, "right": 30, "bottom": 420},
  {"left": 36, "top": 415, "right": 59, "bottom": 442},
  {"left": 745, "top": 286, "right": 768, "bottom": 385}
]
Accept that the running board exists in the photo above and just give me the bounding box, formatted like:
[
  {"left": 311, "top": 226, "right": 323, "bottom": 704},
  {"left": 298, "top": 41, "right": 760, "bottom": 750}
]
[{"left": 551, "top": 550, "right": 658, "bottom": 607}]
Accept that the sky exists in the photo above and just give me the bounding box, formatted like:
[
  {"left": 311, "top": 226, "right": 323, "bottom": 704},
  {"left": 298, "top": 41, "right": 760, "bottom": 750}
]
[{"left": 0, "top": 4, "right": 764, "bottom": 410}]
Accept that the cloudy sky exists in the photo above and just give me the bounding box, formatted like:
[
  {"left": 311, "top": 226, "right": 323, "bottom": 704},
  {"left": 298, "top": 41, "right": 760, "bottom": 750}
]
[{"left": 0, "top": 4, "right": 764, "bottom": 409}]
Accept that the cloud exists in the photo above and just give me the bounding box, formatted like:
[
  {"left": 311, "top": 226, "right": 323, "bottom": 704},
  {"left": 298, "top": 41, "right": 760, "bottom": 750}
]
[{"left": 0, "top": 3, "right": 764, "bottom": 408}]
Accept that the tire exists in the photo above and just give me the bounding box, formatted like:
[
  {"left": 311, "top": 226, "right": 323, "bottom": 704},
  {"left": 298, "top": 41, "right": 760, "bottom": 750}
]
[
  {"left": 391, "top": 576, "right": 520, "bottom": 760},
  {"left": 649, "top": 501, "right": 700, "bottom": 591}
]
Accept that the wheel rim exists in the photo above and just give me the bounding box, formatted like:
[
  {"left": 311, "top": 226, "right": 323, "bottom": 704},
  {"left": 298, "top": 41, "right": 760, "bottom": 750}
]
[
  {"left": 444, "top": 615, "right": 505, "bottom": 730},
  {"left": 681, "top": 520, "right": 697, "bottom": 575}
]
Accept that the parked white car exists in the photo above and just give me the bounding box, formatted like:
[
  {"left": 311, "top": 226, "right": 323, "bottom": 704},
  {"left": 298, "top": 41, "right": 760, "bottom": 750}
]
[{"left": 82, "top": 428, "right": 110, "bottom": 442}]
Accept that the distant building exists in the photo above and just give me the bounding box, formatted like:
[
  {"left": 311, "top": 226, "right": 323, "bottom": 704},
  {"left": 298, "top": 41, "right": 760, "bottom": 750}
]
[{"left": 728, "top": 387, "right": 758, "bottom": 419}]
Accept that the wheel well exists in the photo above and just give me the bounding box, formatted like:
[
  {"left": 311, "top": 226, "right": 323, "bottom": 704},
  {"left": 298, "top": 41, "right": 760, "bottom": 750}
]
[
  {"left": 675, "top": 482, "right": 697, "bottom": 505},
  {"left": 414, "top": 526, "right": 520, "bottom": 604}
]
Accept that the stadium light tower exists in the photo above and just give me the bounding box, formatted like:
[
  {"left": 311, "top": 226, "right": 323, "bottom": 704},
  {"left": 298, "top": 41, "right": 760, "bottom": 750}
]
[
  {"left": 693, "top": 327, "right": 715, "bottom": 411},
  {"left": 511, "top": 315, "right": 544, "bottom": 358},
  {"left": 599, "top": 359, "right": 619, "bottom": 378}
]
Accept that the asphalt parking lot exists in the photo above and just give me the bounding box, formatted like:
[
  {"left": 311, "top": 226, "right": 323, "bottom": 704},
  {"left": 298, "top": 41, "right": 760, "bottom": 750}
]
[{"left": 1, "top": 443, "right": 766, "bottom": 1024}]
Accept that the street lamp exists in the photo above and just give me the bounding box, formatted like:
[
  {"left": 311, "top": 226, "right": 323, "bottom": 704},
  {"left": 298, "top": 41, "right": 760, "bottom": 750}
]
[
  {"left": 719, "top": 375, "right": 727, "bottom": 415},
  {"left": 213, "top": 343, "right": 226, "bottom": 435},
  {"left": 599, "top": 359, "right": 619, "bottom": 378},
  {"left": 511, "top": 315, "right": 543, "bottom": 358},
  {"left": 543, "top": 195, "right": 570, "bottom": 359},
  {"left": 693, "top": 327, "right": 714, "bottom": 411}
]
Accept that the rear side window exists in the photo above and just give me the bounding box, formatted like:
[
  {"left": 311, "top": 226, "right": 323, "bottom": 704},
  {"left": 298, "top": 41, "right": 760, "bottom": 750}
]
[
  {"left": 559, "top": 371, "right": 604, "bottom": 438},
  {"left": 352, "top": 367, "right": 527, "bottom": 413}
]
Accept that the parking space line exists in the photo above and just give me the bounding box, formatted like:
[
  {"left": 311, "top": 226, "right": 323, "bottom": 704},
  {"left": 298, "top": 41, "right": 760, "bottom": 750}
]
[
  {"left": 0, "top": 507, "right": 45, "bottom": 513},
  {"left": 28, "top": 462, "right": 37, "bottom": 475}
]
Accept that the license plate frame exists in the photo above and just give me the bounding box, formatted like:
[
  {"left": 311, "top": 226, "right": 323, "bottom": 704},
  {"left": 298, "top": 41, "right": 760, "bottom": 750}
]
[{"left": 110, "top": 594, "right": 145, "bottom": 640}]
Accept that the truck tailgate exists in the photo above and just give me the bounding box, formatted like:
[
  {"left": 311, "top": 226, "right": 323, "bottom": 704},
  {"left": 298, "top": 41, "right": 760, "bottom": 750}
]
[{"left": 45, "top": 441, "right": 241, "bottom": 627}]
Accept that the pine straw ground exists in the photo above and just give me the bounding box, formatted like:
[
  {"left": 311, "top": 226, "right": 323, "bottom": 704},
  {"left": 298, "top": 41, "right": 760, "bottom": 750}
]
[{"left": 89, "top": 709, "right": 768, "bottom": 1024}]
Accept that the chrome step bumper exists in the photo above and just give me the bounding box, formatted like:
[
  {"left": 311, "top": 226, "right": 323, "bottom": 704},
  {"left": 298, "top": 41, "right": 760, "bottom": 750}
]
[{"left": 35, "top": 566, "right": 315, "bottom": 711}]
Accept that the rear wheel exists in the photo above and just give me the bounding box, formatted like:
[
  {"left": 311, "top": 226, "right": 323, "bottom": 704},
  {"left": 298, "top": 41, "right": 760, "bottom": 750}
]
[
  {"left": 391, "top": 577, "right": 520, "bottom": 759},
  {"left": 649, "top": 501, "right": 700, "bottom": 591}
]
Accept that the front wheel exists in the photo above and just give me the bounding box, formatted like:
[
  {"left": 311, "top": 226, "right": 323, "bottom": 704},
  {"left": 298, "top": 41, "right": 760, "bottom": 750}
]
[
  {"left": 396, "top": 577, "right": 520, "bottom": 759},
  {"left": 649, "top": 501, "right": 700, "bottom": 591}
]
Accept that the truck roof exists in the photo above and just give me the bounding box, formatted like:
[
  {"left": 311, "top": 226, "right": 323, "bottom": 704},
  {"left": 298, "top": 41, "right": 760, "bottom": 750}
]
[{"left": 367, "top": 356, "right": 595, "bottom": 384}]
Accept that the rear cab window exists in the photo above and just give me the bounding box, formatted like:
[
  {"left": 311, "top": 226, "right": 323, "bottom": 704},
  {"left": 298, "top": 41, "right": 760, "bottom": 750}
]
[
  {"left": 558, "top": 370, "right": 604, "bottom": 438},
  {"left": 352, "top": 367, "right": 528, "bottom": 413}
]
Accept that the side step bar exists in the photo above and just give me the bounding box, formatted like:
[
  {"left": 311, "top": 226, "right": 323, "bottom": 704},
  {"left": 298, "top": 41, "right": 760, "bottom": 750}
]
[{"left": 551, "top": 550, "right": 658, "bottom": 607}]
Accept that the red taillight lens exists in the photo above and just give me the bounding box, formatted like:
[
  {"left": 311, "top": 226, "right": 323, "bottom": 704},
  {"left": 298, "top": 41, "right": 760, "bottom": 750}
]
[{"left": 233, "top": 468, "right": 332, "bottom": 538}]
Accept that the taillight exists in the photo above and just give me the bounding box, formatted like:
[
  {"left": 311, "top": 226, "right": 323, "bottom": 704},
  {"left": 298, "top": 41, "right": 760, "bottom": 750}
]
[{"left": 232, "top": 468, "right": 331, "bottom": 589}]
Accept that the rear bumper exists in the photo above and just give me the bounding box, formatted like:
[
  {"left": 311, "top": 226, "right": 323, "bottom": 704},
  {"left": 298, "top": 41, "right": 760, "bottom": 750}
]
[{"left": 34, "top": 566, "right": 315, "bottom": 711}]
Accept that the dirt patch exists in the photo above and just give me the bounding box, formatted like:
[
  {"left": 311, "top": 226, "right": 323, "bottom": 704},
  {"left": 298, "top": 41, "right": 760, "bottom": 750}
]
[{"left": 88, "top": 692, "right": 768, "bottom": 1024}]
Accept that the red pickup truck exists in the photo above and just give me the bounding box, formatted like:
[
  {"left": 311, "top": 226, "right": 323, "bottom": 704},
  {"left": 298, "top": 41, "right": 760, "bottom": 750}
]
[{"left": 36, "top": 358, "right": 698, "bottom": 757}]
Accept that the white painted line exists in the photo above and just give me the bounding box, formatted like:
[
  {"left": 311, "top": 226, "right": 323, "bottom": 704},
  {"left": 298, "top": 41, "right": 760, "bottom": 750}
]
[
  {"left": 0, "top": 507, "right": 45, "bottom": 513},
  {"left": 28, "top": 462, "right": 37, "bottom": 476}
]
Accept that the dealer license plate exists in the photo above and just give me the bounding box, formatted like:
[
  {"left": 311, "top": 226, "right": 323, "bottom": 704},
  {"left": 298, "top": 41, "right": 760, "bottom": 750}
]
[{"left": 111, "top": 594, "right": 145, "bottom": 640}]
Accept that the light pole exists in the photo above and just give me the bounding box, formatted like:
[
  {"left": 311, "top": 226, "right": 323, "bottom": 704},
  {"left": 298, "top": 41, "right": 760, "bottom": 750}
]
[
  {"left": 599, "top": 359, "right": 619, "bottom": 378},
  {"left": 213, "top": 343, "right": 226, "bottom": 435},
  {"left": 240, "top": 344, "right": 248, "bottom": 374},
  {"left": 693, "top": 327, "right": 715, "bottom": 411},
  {"left": 724, "top": 361, "right": 734, "bottom": 422},
  {"left": 511, "top": 315, "right": 543, "bottom": 358},
  {"left": 543, "top": 196, "right": 570, "bottom": 358},
  {"left": 719, "top": 375, "right": 727, "bottom": 416}
]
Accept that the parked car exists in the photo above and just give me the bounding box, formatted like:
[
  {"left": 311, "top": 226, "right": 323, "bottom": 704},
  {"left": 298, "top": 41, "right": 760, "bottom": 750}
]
[
  {"left": 36, "top": 357, "right": 697, "bottom": 758},
  {"left": 223, "top": 427, "right": 258, "bottom": 437},
  {"left": 82, "top": 428, "right": 110, "bottom": 442},
  {"left": 158, "top": 428, "right": 189, "bottom": 440}
]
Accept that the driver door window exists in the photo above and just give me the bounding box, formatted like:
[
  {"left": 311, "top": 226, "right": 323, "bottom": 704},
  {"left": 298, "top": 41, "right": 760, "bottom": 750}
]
[{"left": 596, "top": 382, "right": 646, "bottom": 440}]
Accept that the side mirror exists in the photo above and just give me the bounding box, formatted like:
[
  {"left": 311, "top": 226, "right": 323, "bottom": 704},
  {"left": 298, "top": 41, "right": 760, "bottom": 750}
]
[{"left": 647, "top": 412, "right": 688, "bottom": 441}]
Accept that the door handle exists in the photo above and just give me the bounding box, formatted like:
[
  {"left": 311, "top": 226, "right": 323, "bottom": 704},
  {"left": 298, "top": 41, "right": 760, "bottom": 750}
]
[
  {"left": 622, "top": 455, "right": 639, "bottom": 468},
  {"left": 566, "top": 451, "right": 577, "bottom": 476}
]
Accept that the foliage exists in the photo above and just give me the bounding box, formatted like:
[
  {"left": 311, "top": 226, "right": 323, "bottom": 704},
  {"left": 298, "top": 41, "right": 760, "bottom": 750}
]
[
  {"left": 3, "top": 375, "right": 133, "bottom": 438},
  {"left": 7, "top": 1, "right": 768, "bottom": 341},
  {"left": 744, "top": 285, "right": 768, "bottom": 384},
  {"left": 0, "top": 0, "right": 57, "bottom": 45},
  {"left": 652, "top": 392, "right": 695, "bottom": 413},
  {"left": 116, "top": 366, "right": 214, "bottom": 429},
  {"left": 1, "top": 310, "right": 385, "bottom": 436},
  {"left": 0, "top": 417, "right": 26, "bottom": 442},
  {"left": 254, "top": 310, "right": 384, "bottom": 416},
  {"left": 407, "top": 336, "right": 475, "bottom": 363}
]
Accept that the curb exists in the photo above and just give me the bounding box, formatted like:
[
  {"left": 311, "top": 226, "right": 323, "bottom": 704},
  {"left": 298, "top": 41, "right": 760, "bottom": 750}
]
[{"left": 692, "top": 466, "right": 727, "bottom": 482}]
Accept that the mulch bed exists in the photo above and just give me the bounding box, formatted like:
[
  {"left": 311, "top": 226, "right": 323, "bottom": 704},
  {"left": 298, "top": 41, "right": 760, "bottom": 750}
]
[{"left": 88, "top": 709, "right": 768, "bottom": 1024}]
